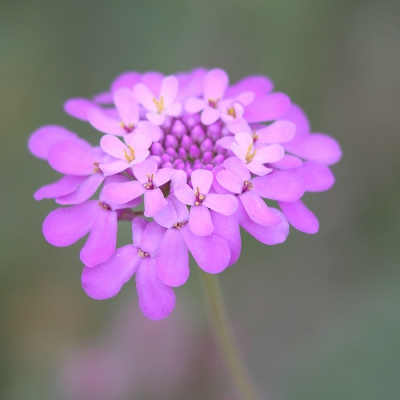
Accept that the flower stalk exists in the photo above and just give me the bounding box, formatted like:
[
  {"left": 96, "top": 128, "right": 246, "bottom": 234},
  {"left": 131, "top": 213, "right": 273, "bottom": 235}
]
[{"left": 200, "top": 270, "right": 261, "bottom": 400}]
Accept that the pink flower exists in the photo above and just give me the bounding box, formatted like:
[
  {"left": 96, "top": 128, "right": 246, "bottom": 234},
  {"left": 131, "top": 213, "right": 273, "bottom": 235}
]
[{"left": 29, "top": 67, "right": 341, "bottom": 319}]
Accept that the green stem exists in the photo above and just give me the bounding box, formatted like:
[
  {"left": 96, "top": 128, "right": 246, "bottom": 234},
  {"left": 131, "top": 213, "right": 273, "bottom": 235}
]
[{"left": 199, "top": 270, "right": 261, "bottom": 400}]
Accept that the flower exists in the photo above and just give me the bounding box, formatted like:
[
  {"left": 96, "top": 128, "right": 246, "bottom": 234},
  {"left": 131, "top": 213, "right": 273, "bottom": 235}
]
[{"left": 29, "top": 67, "right": 341, "bottom": 320}]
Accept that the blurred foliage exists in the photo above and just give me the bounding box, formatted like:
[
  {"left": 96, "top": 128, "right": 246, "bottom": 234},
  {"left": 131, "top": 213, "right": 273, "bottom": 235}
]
[{"left": 0, "top": 0, "right": 399, "bottom": 398}]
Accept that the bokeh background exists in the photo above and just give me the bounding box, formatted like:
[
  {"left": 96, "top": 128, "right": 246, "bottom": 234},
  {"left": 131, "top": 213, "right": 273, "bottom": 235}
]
[{"left": 1, "top": 0, "right": 399, "bottom": 399}]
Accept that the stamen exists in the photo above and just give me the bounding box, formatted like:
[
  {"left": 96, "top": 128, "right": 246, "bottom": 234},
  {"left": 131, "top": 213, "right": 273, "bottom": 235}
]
[
  {"left": 252, "top": 130, "right": 260, "bottom": 142},
  {"left": 123, "top": 145, "right": 135, "bottom": 163},
  {"left": 93, "top": 162, "right": 100, "bottom": 173},
  {"left": 194, "top": 186, "right": 206, "bottom": 205},
  {"left": 173, "top": 221, "right": 186, "bottom": 230},
  {"left": 138, "top": 249, "right": 149, "bottom": 258},
  {"left": 153, "top": 96, "right": 165, "bottom": 114},
  {"left": 143, "top": 173, "right": 156, "bottom": 190},
  {"left": 243, "top": 180, "right": 254, "bottom": 192},
  {"left": 208, "top": 98, "right": 219, "bottom": 108},
  {"left": 98, "top": 201, "right": 111, "bottom": 210},
  {"left": 119, "top": 122, "right": 135, "bottom": 133},
  {"left": 245, "top": 144, "right": 257, "bottom": 163},
  {"left": 227, "top": 107, "right": 236, "bottom": 118}
]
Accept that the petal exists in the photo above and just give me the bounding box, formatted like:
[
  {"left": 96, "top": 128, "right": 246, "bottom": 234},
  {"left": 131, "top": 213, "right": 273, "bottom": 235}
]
[
  {"left": 244, "top": 93, "right": 291, "bottom": 123},
  {"left": 136, "top": 257, "right": 176, "bottom": 320},
  {"left": 98, "top": 160, "right": 129, "bottom": 176},
  {"left": 174, "top": 183, "right": 195, "bottom": 206},
  {"left": 111, "top": 71, "right": 141, "bottom": 94},
  {"left": 144, "top": 188, "right": 168, "bottom": 217},
  {"left": 237, "top": 201, "right": 289, "bottom": 245},
  {"left": 203, "top": 194, "right": 238, "bottom": 215},
  {"left": 132, "top": 217, "right": 148, "bottom": 248},
  {"left": 253, "top": 143, "right": 284, "bottom": 164},
  {"left": 225, "top": 75, "right": 273, "bottom": 98},
  {"left": 135, "top": 121, "right": 162, "bottom": 142},
  {"left": 42, "top": 201, "right": 97, "bottom": 247},
  {"left": 28, "top": 125, "right": 77, "bottom": 160},
  {"left": 191, "top": 169, "right": 213, "bottom": 194},
  {"left": 185, "top": 97, "right": 206, "bottom": 113},
  {"left": 252, "top": 170, "right": 305, "bottom": 201},
  {"left": 295, "top": 161, "right": 335, "bottom": 192},
  {"left": 257, "top": 120, "right": 296, "bottom": 143},
  {"left": 56, "top": 174, "right": 105, "bottom": 204},
  {"left": 88, "top": 108, "right": 125, "bottom": 136},
  {"left": 146, "top": 112, "right": 166, "bottom": 125},
  {"left": 226, "top": 118, "right": 252, "bottom": 135},
  {"left": 140, "top": 221, "right": 167, "bottom": 256},
  {"left": 234, "top": 132, "right": 253, "bottom": 149},
  {"left": 34, "top": 175, "right": 86, "bottom": 201},
  {"left": 240, "top": 192, "right": 281, "bottom": 225},
  {"left": 154, "top": 168, "right": 174, "bottom": 187},
  {"left": 127, "top": 133, "right": 152, "bottom": 155},
  {"left": 270, "top": 154, "right": 303, "bottom": 169},
  {"left": 280, "top": 103, "right": 310, "bottom": 136},
  {"left": 217, "top": 136, "right": 235, "bottom": 149},
  {"left": 100, "top": 135, "right": 128, "bottom": 159},
  {"left": 201, "top": 107, "right": 221, "bottom": 125},
  {"left": 81, "top": 245, "right": 141, "bottom": 299},
  {"left": 141, "top": 71, "right": 164, "bottom": 96},
  {"left": 165, "top": 102, "right": 182, "bottom": 117},
  {"left": 103, "top": 180, "right": 145, "bottom": 204},
  {"left": 113, "top": 88, "right": 139, "bottom": 125},
  {"left": 278, "top": 199, "right": 319, "bottom": 234},
  {"left": 160, "top": 76, "right": 179, "bottom": 107},
  {"left": 133, "top": 159, "right": 158, "bottom": 183},
  {"left": 210, "top": 211, "right": 241, "bottom": 266},
  {"left": 181, "top": 226, "right": 230, "bottom": 274},
  {"left": 203, "top": 68, "right": 229, "bottom": 100},
  {"left": 64, "top": 98, "right": 101, "bottom": 121},
  {"left": 153, "top": 198, "right": 177, "bottom": 228},
  {"left": 284, "top": 134, "right": 342, "bottom": 165},
  {"left": 170, "top": 194, "right": 189, "bottom": 222},
  {"left": 246, "top": 162, "right": 272, "bottom": 176},
  {"left": 157, "top": 229, "right": 189, "bottom": 287},
  {"left": 189, "top": 205, "right": 213, "bottom": 236},
  {"left": 134, "top": 83, "right": 157, "bottom": 112},
  {"left": 223, "top": 157, "right": 251, "bottom": 181},
  {"left": 216, "top": 170, "right": 243, "bottom": 194},
  {"left": 80, "top": 208, "right": 117, "bottom": 267}
]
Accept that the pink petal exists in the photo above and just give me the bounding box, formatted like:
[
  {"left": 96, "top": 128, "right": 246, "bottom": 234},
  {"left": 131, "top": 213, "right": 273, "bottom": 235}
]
[
  {"left": 154, "top": 168, "right": 174, "bottom": 187},
  {"left": 244, "top": 93, "right": 291, "bottom": 123},
  {"left": 82, "top": 245, "right": 141, "bottom": 299},
  {"left": 223, "top": 157, "right": 251, "bottom": 181},
  {"left": 141, "top": 71, "right": 164, "bottom": 95},
  {"left": 234, "top": 132, "right": 253, "bottom": 149},
  {"left": 64, "top": 98, "right": 100, "bottom": 121},
  {"left": 80, "top": 208, "right": 117, "bottom": 267},
  {"left": 134, "top": 83, "right": 157, "bottom": 112},
  {"left": 56, "top": 174, "right": 105, "bottom": 204},
  {"left": 278, "top": 199, "right": 319, "bottom": 234},
  {"left": 140, "top": 221, "right": 167, "bottom": 256},
  {"left": 157, "top": 229, "right": 189, "bottom": 287},
  {"left": 246, "top": 162, "right": 272, "bottom": 176},
  {"left": 174, "top": 183, "right": 195, "bottom": 206},
  {"left": 144, "top": 188, "right": 168, "bottom": 217},
  {"left": 113, "top": 88, "right": 139, "bottom": 126},
  {"left": 135, "top": 121, "right": 162, "bottom": 142},
  {"left": 237, "top": 201, "right": 289, "bottom": 245},
  {"left": 217, "top": 136, "right": 235, "bottom": 150},
  {"left": 296, "top": 161, "right": 335, "bottom": 192},
  {"left": 253, "top": 143, "right": 284, "bottom": 164},
  {"left": 240, "top": 192, "right": 281, "bottom": 225},
  {"left": 99, "top": 160, "right": 129, "bottom": 176},
  {"left": 166, "top": 102, "right": 182, "bottom": 117},
  {"left": 136, "top": 257, "right": 176, "bottom": 320},
  {"left": 160, "top": 76, "right": 179, "bottom": 107},
  {"left": 252, "top": 170, "right": 305, "bottom": 201},
  {"left": 201, "top": 107, "right": 221, "bottom": 125},
  {"left": 225, "top": 75, "right": 273, "bottom": 99},
  {"left": 170, "top": 194, "right": 189, "bottom": 222},
  {"left": 146, "top": 112, "right": 166, "bottom": 125},
  {"left": 132, "top": 217, "right": 148, "bottom": 248},
  {"left": 280, "top": 103, "right": 310, "bottom": 136},
  {"left": 189, "top": 205, "right": 213, "bottom": 236},
  {"left": 28, "top": 125, "right": 77, "bottom": 160},
  {"left": 181, "top": 226, "right": 230, "bottom": 274},
  {"left": 34, "top": 176, "right": 86, "bottom": 201},
  {"left": 100, "top": 135, "right": 128, "bottom": 159},
  {"left": 216, "top": 170, "right": 243, "bottom": 194},
  {"left": 103, "top": 180, "right": 145, "bottom": 204},
  {"left": 48, "top": 139, "right": 99, "bottom": 175},
  {"left": 93, "top": 91, "right": 112, "bottom": 104},
  {"left": 133, "top": 159, "right": 158, "bottom": 183},
  {"left": 153, "top": 198, "right": 177, "bottom": 228},
  {"left": 210, "top": 211, "right": 241, "bottom": 266},
  {"left": 88, "top": 108, "right": 125, "bottom": 136},
  {"left": 111, "top": 71, "right": 141, "bottom": 94},
  {"left": 203, "top": 68, "right": 229, "bottom": 100},
  {"left": 127, "top": 133, "right": 152, "bottom": 155},
  {"left": 226, "top": 118, "right": 252, "bottom": 134},
  {"left": 185, "top": 97, "right": 207, "bottom": 113},
  {"left": 284, "top": 134, "right": 342, "bottom": 165},
  {"left": 42, "top": 201, "right": 97, "bottom": 247},
  {"left": 270, "top": 154, "right": 303, "bottom": 169},
  {"left": 203, "top": 194, "right": 237, "bottom": 215},
  {"left": 191, "top": 169, "right": 213, "bottom": 194},
  {"left": 257, "top": 120, "right": 296, "bottom": 143}
]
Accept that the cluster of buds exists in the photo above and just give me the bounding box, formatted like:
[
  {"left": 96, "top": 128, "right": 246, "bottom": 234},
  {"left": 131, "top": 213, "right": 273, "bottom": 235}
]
[{"left": 29, "top": 68, "right": 341, "bottom": 319}]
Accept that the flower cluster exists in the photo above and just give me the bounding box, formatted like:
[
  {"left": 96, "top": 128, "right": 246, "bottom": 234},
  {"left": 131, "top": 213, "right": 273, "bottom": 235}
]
[{"left": 29, "top": 68, "right": 341, "bottom": 320}]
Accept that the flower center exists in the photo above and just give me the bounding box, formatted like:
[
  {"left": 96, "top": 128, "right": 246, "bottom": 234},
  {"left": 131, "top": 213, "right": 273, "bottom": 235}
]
[
  {"left": 194, "top": 186, "right": 206, "bottom": 205},
  {"left": 208, "top": 98, "right": 219, "bottom": 108},
  {"left": 124, "top": 145, "right": 135, "bottom": 162},
  {"left": 119, "top": 122, "right": 134, "bottom": 133},
  {"left": 245, "top": 144, "right": 257, "bottom": 163},
  {"left": 153, "top": 96, "right": 165, "bottom": 113},
  {"left": 227, "top": 106, "right": 236, "bottom": 118},
  {"left": 93, "top": 162, "right": 101, "bottom": 173},
  {"left": 173, "top": 221, "right": 186, "bottom": 230},
  {"left": 252, "top": 130, "right": 260, "bottom": 142},
  {"left": 242, "top": 180, "right": 253, "bottom": 192},
  {"left": 138, "top": 249, "right": 149, "bottom": 258},
  {"left": 98, "top": 201, "right": 111, "bottom": 210},
  {"left": 143, "top": 173, "right": 156, "bottom": 190}
]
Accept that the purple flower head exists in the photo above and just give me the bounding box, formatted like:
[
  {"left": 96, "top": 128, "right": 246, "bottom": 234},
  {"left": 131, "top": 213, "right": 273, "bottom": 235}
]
[{"left": 29, "top": 67, "right": 341, "bottom": 319}]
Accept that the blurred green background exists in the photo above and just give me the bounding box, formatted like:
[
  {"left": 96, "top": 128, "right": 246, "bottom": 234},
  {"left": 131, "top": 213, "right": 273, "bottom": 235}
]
[{"left": 1, "top": 0, "right": 400, "bottom": 399}]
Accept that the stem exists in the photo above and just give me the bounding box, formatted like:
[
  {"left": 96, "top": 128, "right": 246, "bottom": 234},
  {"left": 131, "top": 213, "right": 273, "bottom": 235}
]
[{"left": 199, "top": 270, "right": 261, "bottom": 400}]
